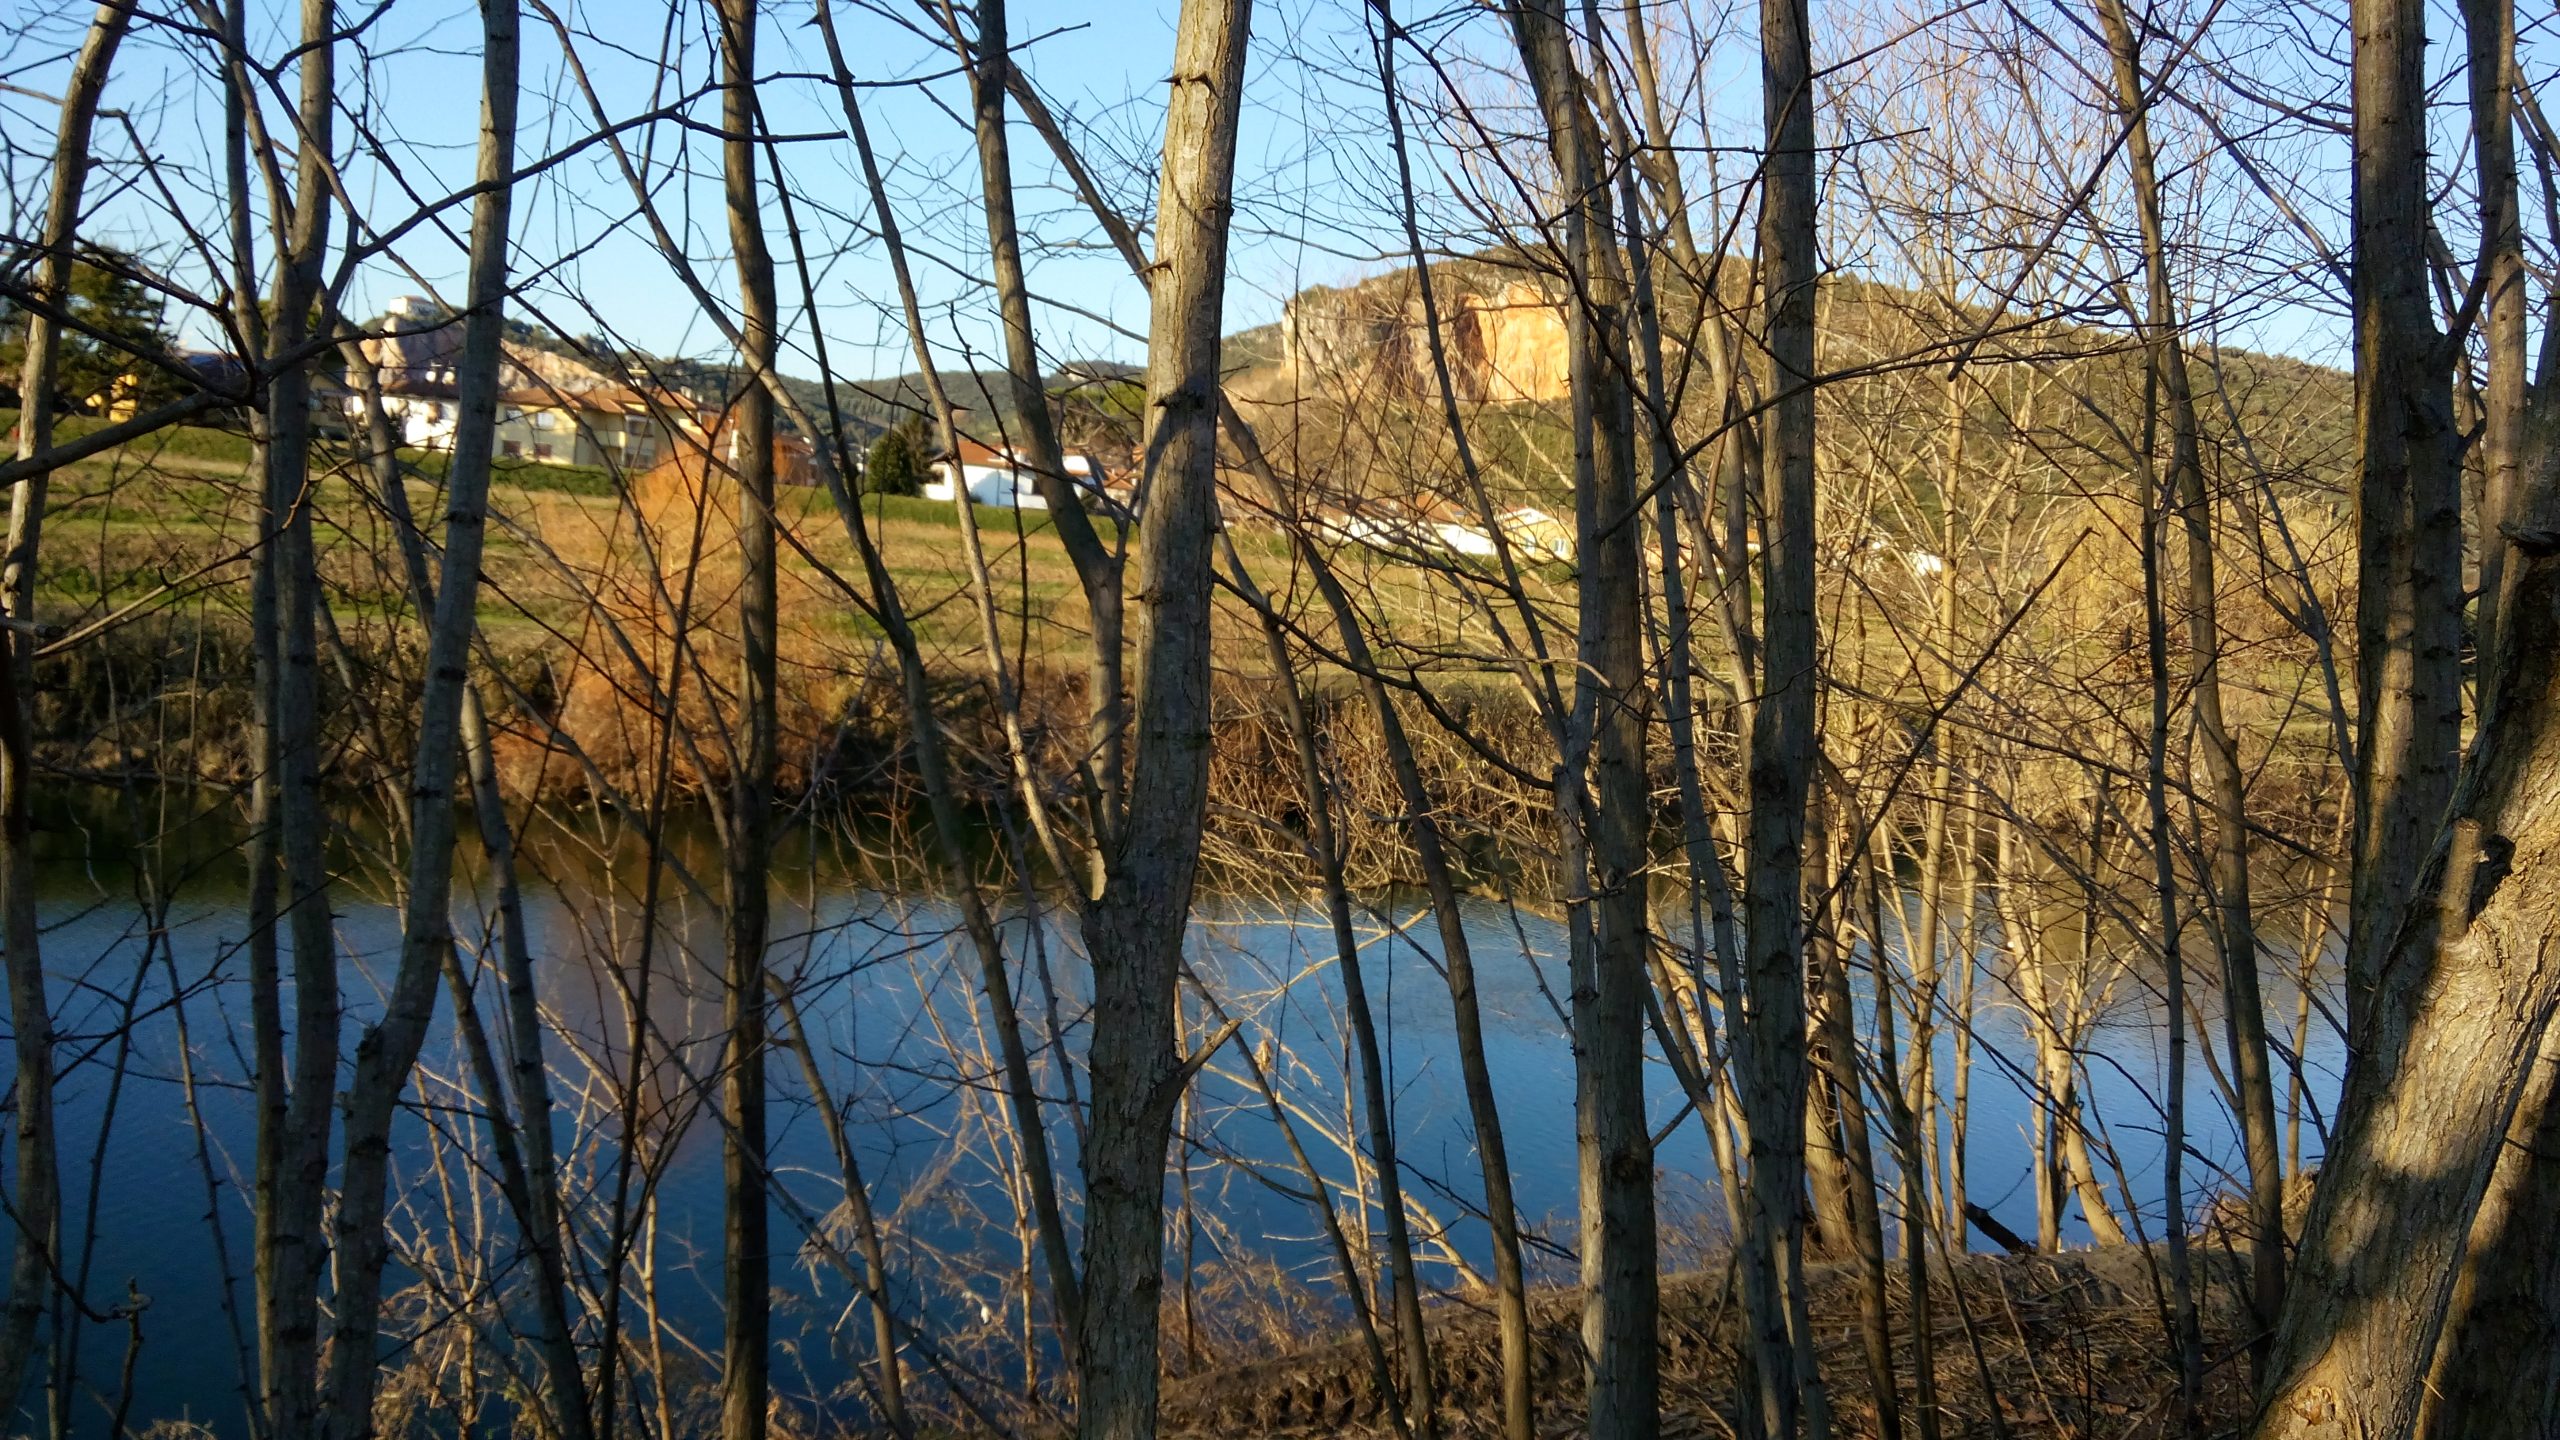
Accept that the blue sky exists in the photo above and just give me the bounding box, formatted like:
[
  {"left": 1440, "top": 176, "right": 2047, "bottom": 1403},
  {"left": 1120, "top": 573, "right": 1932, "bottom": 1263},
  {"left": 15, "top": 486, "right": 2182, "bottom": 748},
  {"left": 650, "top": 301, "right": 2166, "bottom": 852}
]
[
  {"left": 35, "top": 0, "right": 1448, "bottom": 382},
  {"left": 10, "top": 0, "right": 2459, "bottom": 385}
]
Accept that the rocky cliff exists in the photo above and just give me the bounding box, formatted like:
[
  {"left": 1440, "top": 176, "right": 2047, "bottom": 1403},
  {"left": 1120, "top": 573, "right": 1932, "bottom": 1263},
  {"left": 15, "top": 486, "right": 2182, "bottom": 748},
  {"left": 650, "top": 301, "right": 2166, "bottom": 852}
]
[{"left": 1281, "top": 268, "right": 1570, "bottom": 404}]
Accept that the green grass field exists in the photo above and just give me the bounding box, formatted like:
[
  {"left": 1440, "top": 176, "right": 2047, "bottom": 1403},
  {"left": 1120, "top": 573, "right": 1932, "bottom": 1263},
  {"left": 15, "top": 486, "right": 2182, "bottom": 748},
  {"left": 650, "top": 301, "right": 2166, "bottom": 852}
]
[{"left": 20, "top": 416, "right": 1548, "bottom": 688}]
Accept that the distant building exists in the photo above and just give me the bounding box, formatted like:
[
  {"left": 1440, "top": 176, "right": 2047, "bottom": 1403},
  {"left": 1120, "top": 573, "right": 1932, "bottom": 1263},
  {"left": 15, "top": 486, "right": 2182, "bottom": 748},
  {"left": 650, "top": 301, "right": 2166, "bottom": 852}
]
[
  {"left": 495, "top": 386, "right": 685, "bottom": 471},
  {"left": 351, "top": 297, "right": 836, "bottom": 482},
  {"left": 924, "top": 437, "right": 1111, "bottom": 510},
  {"left": 1301, "top": 494, "right": 1575, "bottom": 564}
]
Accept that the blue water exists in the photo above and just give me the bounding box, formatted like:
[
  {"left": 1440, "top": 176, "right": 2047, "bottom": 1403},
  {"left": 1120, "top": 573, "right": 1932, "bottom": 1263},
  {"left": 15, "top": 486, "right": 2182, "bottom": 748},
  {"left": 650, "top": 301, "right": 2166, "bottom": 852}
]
[{"left": 9, "top": 811, "right": 2341, "bottom": 1435}]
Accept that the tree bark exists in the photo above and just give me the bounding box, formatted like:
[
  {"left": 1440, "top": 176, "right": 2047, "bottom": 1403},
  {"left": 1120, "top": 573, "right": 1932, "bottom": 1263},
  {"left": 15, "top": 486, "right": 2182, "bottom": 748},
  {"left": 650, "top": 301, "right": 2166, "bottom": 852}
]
[
  {"left": 717, "top": 4, "right": 780, "bottom": 1436},
  {"left": 1072, "top": 7, "right": 1251, "bottom": 1436},
  {"left": 1743, "top": 0, "right": 1829, "bottom": 1425},
  {"left": 0, "top": 3, "right": 135, "bottom": 1420},
  {"left": 2342, "top": 0, "right": 2465, "bottom": 1064},
  {"left": 2251, "top": 499, "right": 2560, "bottom": 1440},
  {"left": 2419, "top": 2, "right": 2560, "bottom": 1423},
  {"left": 1503, "top": 8, "right": 1659, "bottom": 1437},
  {"left": 317, "top": 6, "right": 521, "bottom": 1434}
]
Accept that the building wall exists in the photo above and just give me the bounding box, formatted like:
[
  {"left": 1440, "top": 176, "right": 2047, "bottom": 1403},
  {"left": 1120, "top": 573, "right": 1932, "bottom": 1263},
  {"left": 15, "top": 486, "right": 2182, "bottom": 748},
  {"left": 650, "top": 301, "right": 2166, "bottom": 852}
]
[{"left": 925, "top": 461, "right": 1052, "bottom": 509}]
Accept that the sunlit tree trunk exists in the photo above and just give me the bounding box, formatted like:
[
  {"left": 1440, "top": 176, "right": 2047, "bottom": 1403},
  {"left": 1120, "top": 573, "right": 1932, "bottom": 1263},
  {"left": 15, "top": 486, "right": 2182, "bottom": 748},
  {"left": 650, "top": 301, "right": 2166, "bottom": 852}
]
[
  {"left": 1072, "top": 7, "right": 1251, "bottom": 1435},
  {"left": 1742, "top": 0, "right": 1830, "bottom": 1423},
  {"left": 2341, "top": 0, "right": 2463, "bottom": 1063},
  {"left": 318, "top": 6, "right": 523, "bottom": 1435},
  {"left": 2252, "top": 0, "right": 2560, "bottom": 1417},
  {"left": 0, "top": 3, "right": 135, "bottom": 1420},
  {"left": 2420, "top": 0, "right": 2560, "bottom": 1422},
  {"left": 1503, "top": 7, "right": 1658, "bottom": 1436},
  {"left": 248, "top": 7, "right": 340, "bottom": 1436},
  {"left": 2251, "top": 497, "right": 2560, "bottom": 1440}
]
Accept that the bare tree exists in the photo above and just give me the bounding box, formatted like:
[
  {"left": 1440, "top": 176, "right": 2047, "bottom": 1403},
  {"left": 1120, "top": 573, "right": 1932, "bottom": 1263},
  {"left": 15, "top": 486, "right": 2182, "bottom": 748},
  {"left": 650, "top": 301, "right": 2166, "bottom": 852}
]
[
  {"left": 0, "top": 2, "right": 136, "bottom": 1418},
  {"left": 248, "top": 7, "right": 343, "bottom": 1437},
  {"left": 1497, "top": 8, "right": 1658, "bottom": 1439},
  {"left": 717, "top": 3, "right": 782, "bottom": 1436},
  {"left": 2341, "top": 0, "right": 2464, "bottom": 1058},
  {"left": 1742, "top": 0, "right": 1829, "bottom": 1424},
  {"left": 956, "top": 0, "right": 1129, "bottom": 813},
  {"left": 1072, "top": 6, "right": 1252, "bottom": 1436}
]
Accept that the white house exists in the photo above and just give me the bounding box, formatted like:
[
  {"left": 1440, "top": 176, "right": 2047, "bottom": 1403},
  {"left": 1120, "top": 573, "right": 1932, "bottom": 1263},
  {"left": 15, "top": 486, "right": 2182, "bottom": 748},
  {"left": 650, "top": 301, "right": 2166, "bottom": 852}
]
[
  {"left": 378, "top": 380, "right": 462, "bottom": 450},
  {"left": 924, "top": 438, "right": 1108, "bottom": 510}
]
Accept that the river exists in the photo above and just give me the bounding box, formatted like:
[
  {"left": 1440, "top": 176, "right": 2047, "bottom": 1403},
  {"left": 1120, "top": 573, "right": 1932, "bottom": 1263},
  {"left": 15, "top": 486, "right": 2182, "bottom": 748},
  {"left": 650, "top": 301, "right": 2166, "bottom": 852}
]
[{"left": 10, "top": 796, "right": 2340, "bottom": 1435}]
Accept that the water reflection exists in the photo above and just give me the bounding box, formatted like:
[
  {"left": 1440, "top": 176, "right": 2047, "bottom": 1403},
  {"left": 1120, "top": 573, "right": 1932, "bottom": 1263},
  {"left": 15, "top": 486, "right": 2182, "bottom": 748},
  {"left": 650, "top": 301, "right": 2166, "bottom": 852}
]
[{"left": 13, "top": 793, "right": 2342, "bottom": 1435}]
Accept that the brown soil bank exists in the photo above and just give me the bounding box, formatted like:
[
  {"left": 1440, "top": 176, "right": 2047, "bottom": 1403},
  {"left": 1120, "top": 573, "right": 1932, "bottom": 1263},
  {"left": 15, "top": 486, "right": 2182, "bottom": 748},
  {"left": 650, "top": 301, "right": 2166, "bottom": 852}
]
[{"left": 1160, "top": 1247, "right": 2250, "bottom": 1439}]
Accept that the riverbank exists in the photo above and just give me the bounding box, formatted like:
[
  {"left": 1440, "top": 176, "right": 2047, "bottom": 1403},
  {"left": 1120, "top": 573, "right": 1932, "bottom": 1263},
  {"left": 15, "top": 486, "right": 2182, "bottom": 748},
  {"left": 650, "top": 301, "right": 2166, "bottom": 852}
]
[
  {"left": 29, "top": 605, "right": 1559, "bottom": 891},
  {"left": 1161, "top": 1246, "right": 2251, "bottom": 1438}
]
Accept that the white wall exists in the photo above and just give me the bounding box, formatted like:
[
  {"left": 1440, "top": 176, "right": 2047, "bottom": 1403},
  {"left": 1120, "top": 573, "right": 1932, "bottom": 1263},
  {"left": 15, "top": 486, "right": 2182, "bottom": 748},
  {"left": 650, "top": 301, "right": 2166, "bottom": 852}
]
[{"left": 924, "top": 461, "right": 1052, "bottom": 509}]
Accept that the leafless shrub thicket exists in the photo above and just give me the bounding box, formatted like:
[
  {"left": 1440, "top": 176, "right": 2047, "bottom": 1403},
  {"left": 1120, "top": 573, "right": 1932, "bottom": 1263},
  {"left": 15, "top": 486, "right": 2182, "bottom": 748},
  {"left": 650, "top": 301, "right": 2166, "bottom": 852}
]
[{"left": 0, "top": 0, "right": 2553, "bottom": 1437}]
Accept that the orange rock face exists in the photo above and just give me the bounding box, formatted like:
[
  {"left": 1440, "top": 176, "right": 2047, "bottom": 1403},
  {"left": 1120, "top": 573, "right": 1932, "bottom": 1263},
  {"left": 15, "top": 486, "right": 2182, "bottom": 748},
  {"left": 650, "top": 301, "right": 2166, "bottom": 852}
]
[{"left": 1281, "top": 272, "right": 1570, "bottom": 404}]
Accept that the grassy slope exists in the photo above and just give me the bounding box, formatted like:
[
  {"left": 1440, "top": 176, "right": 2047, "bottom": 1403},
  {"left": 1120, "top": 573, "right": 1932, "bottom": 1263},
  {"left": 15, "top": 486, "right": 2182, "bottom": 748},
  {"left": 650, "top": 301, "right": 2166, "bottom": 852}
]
[{"left": 24, "top": 417, "right": 1541, "bottom": 701}]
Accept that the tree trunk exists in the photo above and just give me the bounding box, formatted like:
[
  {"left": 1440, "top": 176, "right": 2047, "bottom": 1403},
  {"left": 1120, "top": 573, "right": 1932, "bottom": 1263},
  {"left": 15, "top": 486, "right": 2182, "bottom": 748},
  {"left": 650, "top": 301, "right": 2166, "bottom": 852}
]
[
  {"left": 2250, "top": 500, "right": 2560, "bottom": 1440},
  {"left": 1004, "top": 77, "right": 1537, "bottom": 1424},
  {"left": 1072, "top": 8, "right": 1251, "bottom": 1436},
  {"left": 342, "top": 315, "right": 591, "bottom": 1440},
  {"left": 2342, "top": 0, "right": 2464, "bottom": 1064},
  {"left": 2092, "top": 0, "right": 2287, "bottom": 1368},
  {"left": 1503, "top": 8, "right": 1658, "bottom": 1436},
  {"left": 2412, "top": 4, "right": 2560, "bottom": 1424},
  {"left": 809, "top": 0, "right": 1087, "bottom": 1343},
  {"left": 251, "top": 8, "right": 340, "bottom": 1436},
  {"left": 718, "top": 4, "right": 780, "bottom": 1436},
  {"left": 962, "top": 0, "right": 1128, "bottom": 813},
  {"left": 2466, "top": 0, "right": 2530, "bottom": 685},
  {"left": 1359, "top": 22, "right": 1542, "bottom": 1429},
  {"left": 1743, "top": 0, "right": 1829, "bottom": 1423},
  {"left": 1810, "top": 802, "right": 1901, "bottom": 1440},
  {"left": 316, "top": 6, "right": 520, "bottom": 1434},
  {"left": 0, "top": 3, "right": 135, "bottom": 1420}
]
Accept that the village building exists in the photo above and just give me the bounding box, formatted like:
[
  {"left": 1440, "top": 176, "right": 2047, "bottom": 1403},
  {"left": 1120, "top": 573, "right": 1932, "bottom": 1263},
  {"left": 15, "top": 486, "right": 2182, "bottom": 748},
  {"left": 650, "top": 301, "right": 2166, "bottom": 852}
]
[
  {"left": 1301, "top": 492, "right": 1576, "bottom": 563},
  {"left": 924, "top": 436, "right": 1114, "bottom": 511}
]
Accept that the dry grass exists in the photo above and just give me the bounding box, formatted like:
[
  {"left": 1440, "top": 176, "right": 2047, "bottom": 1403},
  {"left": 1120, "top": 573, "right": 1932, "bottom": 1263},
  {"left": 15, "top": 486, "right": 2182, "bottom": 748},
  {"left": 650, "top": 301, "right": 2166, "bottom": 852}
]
[{"left": 1158, "top": 1246, "right": 2256, "bottom": 1440}]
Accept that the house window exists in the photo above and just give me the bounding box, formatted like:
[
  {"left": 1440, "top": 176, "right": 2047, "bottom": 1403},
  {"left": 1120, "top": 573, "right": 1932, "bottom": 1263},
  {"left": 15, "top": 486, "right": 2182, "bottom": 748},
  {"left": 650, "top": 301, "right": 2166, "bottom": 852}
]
[
  {"left": 632, "top": 439, "right": 658, "bottom": 467},
  {"left": 502, "top": 440, "right": 523, "bottom": 458},
  {"left": 532, "top": 410, "right": 556, "bottom": 430},
  {"left": 534, "top": 442, "right": 554, "bottom": 461}
]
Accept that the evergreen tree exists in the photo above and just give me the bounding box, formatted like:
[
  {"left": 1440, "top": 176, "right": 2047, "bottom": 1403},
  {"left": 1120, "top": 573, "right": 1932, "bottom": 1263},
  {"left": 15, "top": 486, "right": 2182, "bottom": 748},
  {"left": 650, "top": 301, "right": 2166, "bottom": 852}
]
[
  {"left": 863, "top": 414, "right": 929, "bottom": 495},
  {"left": 2, "top": 253, "right": 179, "bottom": 414}
]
